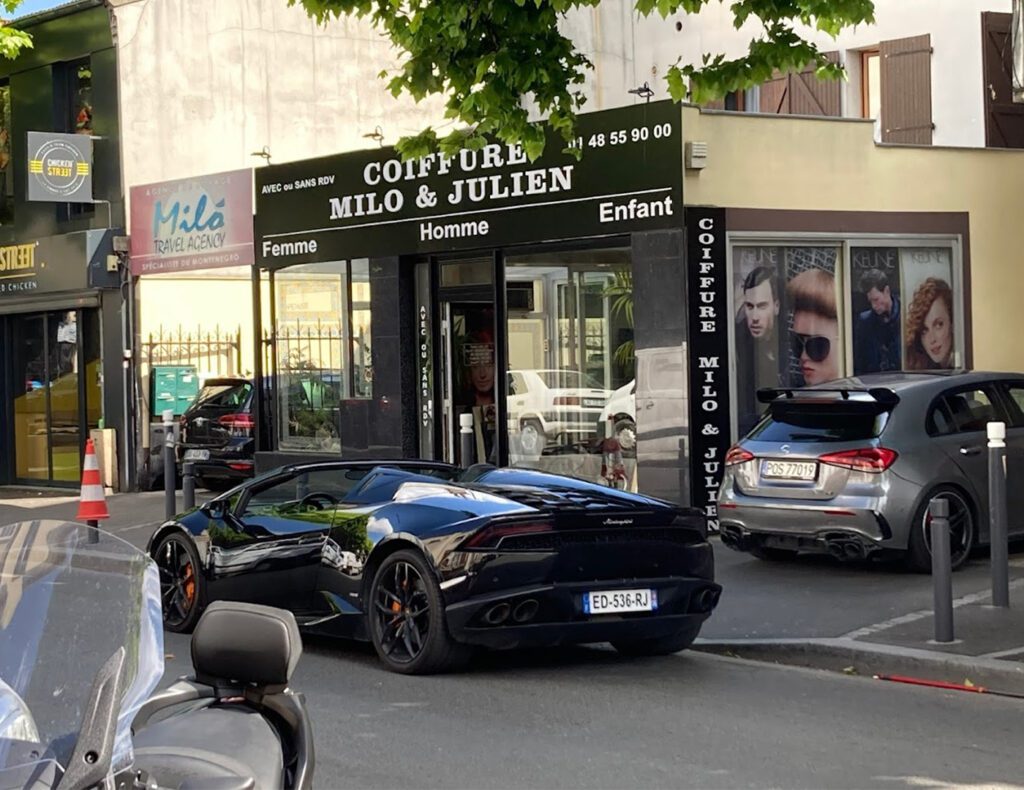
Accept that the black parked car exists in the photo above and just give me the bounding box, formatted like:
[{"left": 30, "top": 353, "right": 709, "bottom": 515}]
[
  {"left": 148, "top": 461, "right": 720, "bottom": 674},
  {"left": 177, "top": 377, "right": 257, "bottom": 489}
]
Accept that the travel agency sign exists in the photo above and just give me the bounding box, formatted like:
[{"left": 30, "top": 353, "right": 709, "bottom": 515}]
[
  {"left": 129, "top": 169, "right": 254, "bottom": 275},
  {"left": 255, "top": 100, "right": 681, "bottom": 265}
]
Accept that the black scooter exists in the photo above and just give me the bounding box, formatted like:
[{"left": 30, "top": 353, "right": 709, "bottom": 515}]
[{"left": 0, "top": 520, "right": 314, "bottom": 790}]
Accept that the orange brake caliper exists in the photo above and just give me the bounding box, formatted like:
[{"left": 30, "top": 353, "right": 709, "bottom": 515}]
[{"left": 183, "top": 564, "right": 196, "bottom": 606}]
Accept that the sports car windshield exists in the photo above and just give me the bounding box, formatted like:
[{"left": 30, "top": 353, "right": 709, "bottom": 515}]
[{"left": 0, "top": 521, "right": 163, "bottom": 784}]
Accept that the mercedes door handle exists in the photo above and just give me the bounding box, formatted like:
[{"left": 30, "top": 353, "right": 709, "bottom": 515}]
[{"left": 959, "top": 446, "right": 982, "bottom": 457}]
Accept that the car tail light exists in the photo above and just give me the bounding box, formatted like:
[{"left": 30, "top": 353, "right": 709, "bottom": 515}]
[
  {"left": 818, "top": 447, "right": 898, "bottom": 473},
  {"left": 725, "top": 446, "right": 754, "bottom": 466},
  {"left": 227, "top": 461, "right": 254, "bottom": 472},
  {"left": 218, "top": 413, "right": 254, "bottom": 433},
  {"left": 461, "top": 520, "right": 554, "bottom": 550},
  {"left": 553, "top": 396, "right": 580, "bottom": 406}
]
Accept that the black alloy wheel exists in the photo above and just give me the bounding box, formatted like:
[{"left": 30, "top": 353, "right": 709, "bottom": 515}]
[
  {"left": 907, "top": 486, "right": 975, "bottom": 573},
  {"left": 368, "top": 550, "right": 470, "bottom": 675},
  {"left": 155, "top": 533, "right": 205, "bottom": 633}
]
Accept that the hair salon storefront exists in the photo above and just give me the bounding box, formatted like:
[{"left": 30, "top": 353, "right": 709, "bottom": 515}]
[{"left": 252, "top": 101, "right": 697, "bottom": 504}]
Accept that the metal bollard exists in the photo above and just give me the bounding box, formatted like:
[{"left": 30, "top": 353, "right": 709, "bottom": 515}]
[
  {"left": 182, "top": 462, "right": 196, "bottom": 511},
  {"left": 988, "top": 421, "right": 1010, "bottom": 608},
  {"left": 459, "top": 412, "right": 475, "bottom": 467},
  {"left": 929, "top": 497, "right": 954, "bottom": 643},
  {"left": 87, "top": 519, "right": 99, "bottom": 544},
  {"left": 163, "top": 409, "right": 176, "bottom": 521}
]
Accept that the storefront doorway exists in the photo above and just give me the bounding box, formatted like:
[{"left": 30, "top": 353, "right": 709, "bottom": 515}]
[
  {"left": 4, "top": 308, "right": 101, "bottom": 485},
  {"left": 425, "top": 247, "right": 637, "bottom": 487},
  {"left": 441, "top": 301, "right": 497, "bottom": 467}
]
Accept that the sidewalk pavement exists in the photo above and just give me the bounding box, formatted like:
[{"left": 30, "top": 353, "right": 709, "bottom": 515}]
[{"left": 3, "top": 487, "right": 1024, "bottom": 692}]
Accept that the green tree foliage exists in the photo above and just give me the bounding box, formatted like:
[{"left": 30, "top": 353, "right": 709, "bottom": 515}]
[
  {"left": 0, "top": 1, "right": 32, "bottom": 60},
  {"left": 294, "top": 0, "right": 874, "bottom": 159}
]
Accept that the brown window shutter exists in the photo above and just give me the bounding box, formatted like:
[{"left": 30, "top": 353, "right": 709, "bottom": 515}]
[
  {"left": 982, "top": 12, "right": 1024, "bottom": 148},
  {"left": 701, "top": 97, "right": 726, "bottom": 111},
  {"left": 879, "top": 34, "right": 934, "bottom": 144},
  {"left": 790, "top": 51, "right": 842, "bottom": 116},
  {"left": 759, "top": 70, "right": 791, "bottom": 114}
]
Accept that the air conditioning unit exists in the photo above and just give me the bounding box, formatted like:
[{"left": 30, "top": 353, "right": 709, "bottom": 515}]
[{"left": 685, "top": 141, "right": 709, "bottom": 170}]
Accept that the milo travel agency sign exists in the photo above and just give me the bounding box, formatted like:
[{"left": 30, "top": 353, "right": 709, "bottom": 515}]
[{"left": 255, "top": 101, "right": 681, "bottom": 265}]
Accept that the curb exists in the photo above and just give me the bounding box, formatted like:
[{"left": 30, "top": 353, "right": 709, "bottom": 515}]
[{"left": 693, "top": 637, "right": 1024, "bottom": 694}]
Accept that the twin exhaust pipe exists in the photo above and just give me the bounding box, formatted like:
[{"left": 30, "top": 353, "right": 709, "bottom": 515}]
[{"left": 482, "top": 599, "right": 540, "bottom": 626}]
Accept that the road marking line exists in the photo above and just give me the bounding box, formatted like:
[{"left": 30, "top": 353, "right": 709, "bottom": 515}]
[
  {"left": 841, "top": 577, "right": 1024, "bottom": 640},
  {"left": 978, "top": 646, "right": 1024, "bottom": 659},
  {"left": 111, "top": 521, "right": 163, "bottom": 533}
]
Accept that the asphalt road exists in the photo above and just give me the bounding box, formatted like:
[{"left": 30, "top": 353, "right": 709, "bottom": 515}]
[
  {"left": 4, "top": 493, "right": 1024, "bottom": 788},
  {"left": 159, "top": 630, "right": 1023, "bottom": 789}
]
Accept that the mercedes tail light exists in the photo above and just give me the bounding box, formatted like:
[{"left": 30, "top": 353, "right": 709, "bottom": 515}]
[
  {"left": 725, "top": 446, "right": 754, "bottom": 466},
  {"left": 218, "top": 413, "right": 255, "bottom": 434},
  {"left": 818, "top": 447, "right": 898, "bottom": 473},
  {"left": 461, "top": 520, "right": 554, "bottom": 550}
]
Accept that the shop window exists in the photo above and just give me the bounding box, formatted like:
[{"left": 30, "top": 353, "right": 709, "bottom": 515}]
[
  {"left": 851, "top": 246, "right": 959, "bottom": 374},
  {"left": 0, "top": 82, "right": 11, "bottom": 226},
  {"left": 731, "top": 245, "right": 842, "bottom": 437},
  {"left": 504, "top": 248, "right": 636, "bottom": 490},
  {"left": 731, "top": 239, "right": 962, "bottom": 440},
  {"left": 272, "top": 259, "right": 372, "bottom": 453}
]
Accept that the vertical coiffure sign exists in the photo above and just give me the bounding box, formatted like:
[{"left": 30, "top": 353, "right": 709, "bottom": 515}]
[
  {"left": 129, "top": 169, "right": 254, "bottom": 275},
  {"left": 686, "top": 207, "right": 730, "bottom": 532},
  {"left": 27, "top": 132, "right": 93, "bottom": 203}
]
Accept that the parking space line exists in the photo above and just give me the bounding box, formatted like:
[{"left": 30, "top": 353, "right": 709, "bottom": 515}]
[{"left": 841, "top": 577, "right": 1024, "bottom": 640}]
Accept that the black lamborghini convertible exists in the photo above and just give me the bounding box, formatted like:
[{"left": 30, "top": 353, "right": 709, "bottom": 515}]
[{"left": 148, "top": 460, "right": 721, "bottom": 674}]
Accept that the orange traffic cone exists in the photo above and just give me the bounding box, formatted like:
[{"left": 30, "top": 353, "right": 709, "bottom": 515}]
[{"left": 77, "top": 438, "right": 109, "bottom": 524}]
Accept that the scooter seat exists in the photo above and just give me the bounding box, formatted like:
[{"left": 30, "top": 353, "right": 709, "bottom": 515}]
[{"left": 134, "top": 705, "right": 284, "bottom": 790}]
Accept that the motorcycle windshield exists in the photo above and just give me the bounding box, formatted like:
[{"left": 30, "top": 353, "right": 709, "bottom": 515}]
[{"left": 0, "top": 521, "right": 164, "bottom": 783}]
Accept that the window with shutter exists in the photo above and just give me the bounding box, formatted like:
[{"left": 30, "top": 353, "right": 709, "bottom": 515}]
[
  {"left": 756, "top": 54, "right": 841, "bottom": 117},
  {"left": 879, "top": 34, "right": 934, "bottom": 145},
  {"left": 759, "top": 70, "right": 790, "bottom": 114},
  {"left": 982, "top": 12, "right": 1024, "bottom": 149}
]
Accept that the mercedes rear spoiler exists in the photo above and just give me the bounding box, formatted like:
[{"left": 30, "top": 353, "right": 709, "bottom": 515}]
[{"left": 756, "top": 386, "right": 900, "bottom": 410}]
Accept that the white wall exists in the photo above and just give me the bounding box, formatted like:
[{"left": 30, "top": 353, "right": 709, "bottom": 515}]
[
  {"left": 561, "top": 3, "right": 640, "bottom": 111},
  {"left": 622, "top": 0, "right": 1012, "bottom": 148},
  {"left": 110, "top": 0, "right": 448, "bottom": 188}
]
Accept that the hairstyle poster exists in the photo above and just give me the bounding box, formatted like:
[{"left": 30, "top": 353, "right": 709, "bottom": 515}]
[
  {"left": 732, "top": 246, "right": 785, "bottom": 437},
  {"left": 850, "top": 247, "right": 902, "bottom": 375},
  {"left": 900, "top": 248, "right": 956, "bottom": 370},
  {"left": 783, "top": 247, "right": 840, "bottom": 388}
]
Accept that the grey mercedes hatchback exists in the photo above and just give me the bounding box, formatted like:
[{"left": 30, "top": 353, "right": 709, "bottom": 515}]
[{"left": 718, "top": 371, "right": 1024, "bottom": 571}]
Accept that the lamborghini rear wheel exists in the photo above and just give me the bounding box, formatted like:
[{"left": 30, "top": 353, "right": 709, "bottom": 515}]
[{"left": 368, "top": 549, "right": 470, "bottom": 675}]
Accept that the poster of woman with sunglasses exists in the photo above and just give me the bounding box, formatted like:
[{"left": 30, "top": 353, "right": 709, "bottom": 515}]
[{"left": 787, "top": 268, "right": 841, "bottom": 386}]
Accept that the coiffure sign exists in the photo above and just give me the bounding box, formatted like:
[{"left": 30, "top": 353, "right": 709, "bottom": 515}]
[
  {"left": 27, "top": 132, "right": 93, "bottom": 203},
  {"left": 255, "top": 101, "right": 681, "bottom": 267},
  {"left": 129, "top": 169, "right": 254, "bottom": 275},
  {"left": 686, "top": 207, "right": 730, "bottom": 532}
]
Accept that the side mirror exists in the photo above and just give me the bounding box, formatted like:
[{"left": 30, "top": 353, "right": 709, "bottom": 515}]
[{"left": 201, "top": 500, "right": 227, "bottom": 520}]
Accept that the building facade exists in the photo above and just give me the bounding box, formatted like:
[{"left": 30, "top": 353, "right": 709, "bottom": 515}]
[{"left": 0, "top": 2, "right": 127, "bottom": 489}]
